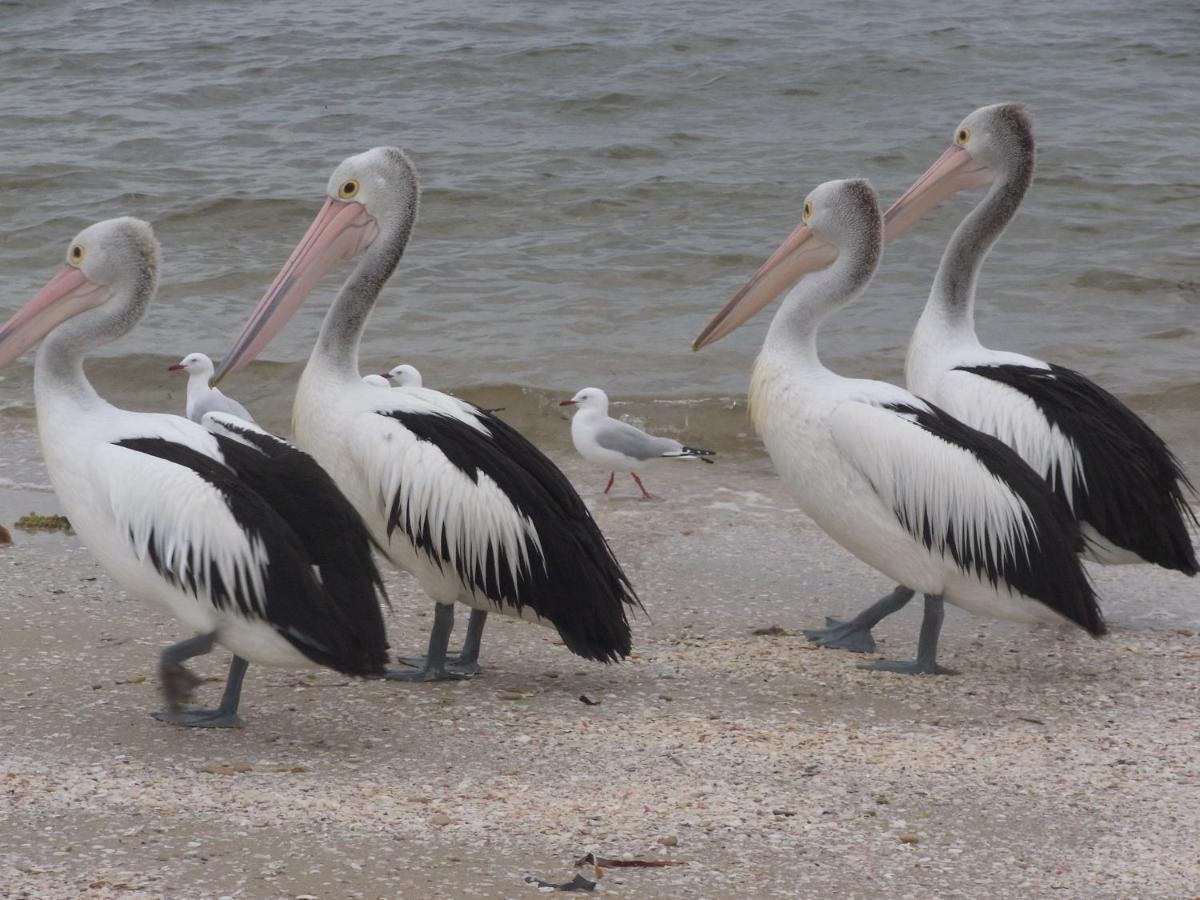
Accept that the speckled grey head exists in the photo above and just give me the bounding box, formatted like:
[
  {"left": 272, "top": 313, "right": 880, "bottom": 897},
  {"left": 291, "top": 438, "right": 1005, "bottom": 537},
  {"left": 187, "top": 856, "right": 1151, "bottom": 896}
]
[
  {"left": 326, "top": 147, "right": 420, "bottom": 240},
  {"left": 0, "top": 217, "right": 159, "bottom": 367}
]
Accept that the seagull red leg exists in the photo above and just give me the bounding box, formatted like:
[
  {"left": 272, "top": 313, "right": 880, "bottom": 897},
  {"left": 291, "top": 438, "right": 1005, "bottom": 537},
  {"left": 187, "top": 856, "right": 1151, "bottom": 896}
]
[
  {"left": 631, "top": 472, "right": 656, "bottom": 501},
  {"left": 603, "top": 472, "right": 615, "bottom": 494}
]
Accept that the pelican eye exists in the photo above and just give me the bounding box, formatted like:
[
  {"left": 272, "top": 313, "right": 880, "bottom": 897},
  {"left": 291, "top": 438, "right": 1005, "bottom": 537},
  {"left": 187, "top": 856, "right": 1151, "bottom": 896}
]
[
  {"left": 69, "top": 244, "right": 85, "bottom": 264},
  {"left": 955, "top": 127, "right": 971, "bottom": 146},
  {"left": 802, "top": 200, "right": 813, "bottom": 222},
  {"left": 338, "top": 179, "right": 360, "bottom": 200}
]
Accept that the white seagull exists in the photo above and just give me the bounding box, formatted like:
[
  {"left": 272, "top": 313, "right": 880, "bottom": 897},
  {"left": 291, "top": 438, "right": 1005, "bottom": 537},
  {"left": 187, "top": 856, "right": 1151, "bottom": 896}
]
[
  {"left": 212, "top": 148, "right": 642, "bottom": 681},
  {"left": 693, "top": 178, "right": 1104, "bottom": 673},
  {"left": 0, "top": 218, "right": 389, "bottom": 726},
  {"left": 560, "top": 388, "right": 715, "bottom": 499},
  {"left": 383, "top": 363, "right": 422, "bottom": 387},
  {"left": 808, "top": 103, "right": 1196, "bottom": 653},
  {"left": 169, "top": 352, "right": 255, "bottom": 423}
]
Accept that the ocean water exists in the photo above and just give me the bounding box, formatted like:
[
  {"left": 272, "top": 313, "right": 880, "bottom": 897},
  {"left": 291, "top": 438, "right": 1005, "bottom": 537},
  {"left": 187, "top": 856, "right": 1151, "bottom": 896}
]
[{"left": 0, "top": 0, "right": 1197, "bottom": 466}]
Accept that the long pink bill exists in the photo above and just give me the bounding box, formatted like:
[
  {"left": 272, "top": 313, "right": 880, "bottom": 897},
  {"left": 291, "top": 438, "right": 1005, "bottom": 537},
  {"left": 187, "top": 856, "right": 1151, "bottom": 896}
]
[
  {"left": 882, "top": 144, "right": 994, "bottom": 242},
  {"left": 0, "top": 266, "right": 109, "bottom": 368},
  {"left": 212, "top": 198, "right": 377, "bottom": 384},
  {"left": 692, "top": 221, "right": 836, "bottom": 351}
]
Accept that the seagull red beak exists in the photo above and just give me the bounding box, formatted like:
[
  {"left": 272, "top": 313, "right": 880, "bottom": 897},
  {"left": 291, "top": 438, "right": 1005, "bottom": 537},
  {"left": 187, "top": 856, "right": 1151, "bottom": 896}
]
[
  {"left": 213, "top": 197, "right": 378, "bottom": 384},
  {"left": 693, "top": 221, "right": 836, "bottom": 350},
  {"left": 0, "top": 266, "right": 110, "bottom": 368},
  {"left": 882, "top": 144, "right": 994, "bottom": 241},
  {"left": 167, "top": 363, "right": 185, "bottom": 372},
  {"left": 559, "top": 399, "right": 577, "bottom": 406}
]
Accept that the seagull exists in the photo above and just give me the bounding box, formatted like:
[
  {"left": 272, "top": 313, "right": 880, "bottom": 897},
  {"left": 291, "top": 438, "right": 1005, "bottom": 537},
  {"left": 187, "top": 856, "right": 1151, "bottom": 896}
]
[
  {"left": 0, "top": 217, "right": 388, "bottom": 726},
  {"left": 693, "top": 178, "right": 1103, "bottom": 673},
  {"left": 808, "top": 103, "right": 1196, "bottom": 654},
  {"left": 168, "top": 352, "right": 255, "bottom": 424},
  {"left": 560, "top": 388, "right": 715, "bottom": 499},
  {"left": 211, "top": 148, "right": 642, "bottom": 681},
  {"left": 383, "top": 363, "right": 422, "bottom": 387}
]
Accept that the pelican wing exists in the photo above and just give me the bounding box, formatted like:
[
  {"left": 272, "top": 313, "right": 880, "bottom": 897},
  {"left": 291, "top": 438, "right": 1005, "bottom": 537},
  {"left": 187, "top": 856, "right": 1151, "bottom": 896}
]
[
  {"left": 946, "top": 363, "right": 1197, "bottom": 573},
  {"left": 829, "top": 398, "right": 1103, "bottom": 634},
  {"left": 93, "top": 435, "right": 386, "bottom": 674},
  {"left": 348, "top": 391, "right": 641, "bottom": 661}
]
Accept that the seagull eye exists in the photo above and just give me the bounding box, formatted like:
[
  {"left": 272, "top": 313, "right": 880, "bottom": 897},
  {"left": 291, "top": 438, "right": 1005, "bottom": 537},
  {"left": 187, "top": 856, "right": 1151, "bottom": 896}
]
[
  {"left": 69, "top": 245, "right": 85, "bottom": 264},
  {"left": 955, "top": 127, "right": 971, "bottom": 146},
  {"left": 338, "top": 179, "right": 360, "bottom": 200},
  {"left": 802, "top": 201, "right": 813, "bottom": 222}
]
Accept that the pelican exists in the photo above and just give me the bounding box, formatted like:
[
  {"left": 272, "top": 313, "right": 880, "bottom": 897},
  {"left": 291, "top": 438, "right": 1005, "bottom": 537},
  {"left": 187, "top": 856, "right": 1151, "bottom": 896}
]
[
  {"left": 561, "top": 387, "right": 715, "bottom": 499},
  {"left": 0, "top": 218, "right": 389, "bottom": 726},
  {"left": 383, "top": 363, "right": 422, "bottom": 387},
  {"left": 808, "top": 104, "right": 1196, "bottom": 653},
  {"left": 213, "top": 148, "right": 641, "bottom": 681},
  {"left": 169, "top": 352, "right": 255, "bottom": 423},
  {"left": 693, "top": 179, "right": 1104, "bottom": 673}
]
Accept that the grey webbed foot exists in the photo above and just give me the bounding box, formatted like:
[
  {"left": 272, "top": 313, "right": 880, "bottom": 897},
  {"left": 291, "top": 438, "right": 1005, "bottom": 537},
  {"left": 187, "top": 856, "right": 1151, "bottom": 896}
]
[
  {"left": 383, "top": 663, "right": 474, "bottom": 682},
  {"left": 860, "top": 658, "right": 959, "bottom": 676},
  {"left": 152, "top": 708, "right": 245, "bottom": 728},
  {"left": 803, "top": 617, "right": 878, "bottom": 653},
  {"left": 397, "top": 653, "right": 483, "bottom": 676}
]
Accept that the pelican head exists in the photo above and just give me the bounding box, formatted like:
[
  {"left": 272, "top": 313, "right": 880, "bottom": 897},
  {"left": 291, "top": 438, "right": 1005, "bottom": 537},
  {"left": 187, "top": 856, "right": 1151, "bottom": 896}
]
[
  {"left": 693, "top": 179, "right": 880, "bottom": 349},
  {"left": 383, "top": 363, "right": 422, "bottom": 387},
  {"left": 0, "top": 217, "right": 159, "bottom": 368},
  {"left": 213, "top": 147, "right": 420, "bottom": 384},
  {"left": 168, "top": 352, "right": 215, "bottom": 376},
  {"left": 884, "top": 103, "right": 1033, "bottom": 241},
  {"left": 560, "top": 387, "right": 609, "bottom": 413}
]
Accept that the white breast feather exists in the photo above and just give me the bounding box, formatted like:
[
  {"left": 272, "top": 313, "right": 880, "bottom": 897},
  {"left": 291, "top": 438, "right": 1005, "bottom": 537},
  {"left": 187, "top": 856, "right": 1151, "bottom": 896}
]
[
  {"left": 830, "top": 401, "right": 1038, "bottom": 575},
  {"left": 351, "top": 408, "right": 544, "bottom": 593},
  {"left": 92, "top": 443, "right": 271, "bottom": 614},
  {"left": 936, "top": 370, "right": 1084, "bottom": 510}
]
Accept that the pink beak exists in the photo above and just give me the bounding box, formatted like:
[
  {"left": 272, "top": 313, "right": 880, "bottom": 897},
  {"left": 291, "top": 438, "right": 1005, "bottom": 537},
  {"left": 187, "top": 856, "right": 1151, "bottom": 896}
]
[
  {"left": 693, "top": 221, "right": 837, "bottom": 350},
  {"left": 213, "top": 197, "right": 378, "bottom": 384},
  {"left": 167, "top": 363, "right": 185, "bottom": 372},
  {"left": 0, "top": 266, "right": 109, "bottom": 368},
  {"left": 882, "top": 144, "right": 994, "bottom": 241},
  {"left": 559, "top": 399, "right": 577, "bottom": 406}
]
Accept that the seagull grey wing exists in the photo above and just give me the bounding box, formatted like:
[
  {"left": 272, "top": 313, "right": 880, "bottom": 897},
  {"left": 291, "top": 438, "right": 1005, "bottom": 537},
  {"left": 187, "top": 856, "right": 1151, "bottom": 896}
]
[
  {"left": 192, "top": 390, "right": 256, "bottom": 426},
  {"left": 593, "top": 418, "right": 683, "bottom": 461}
]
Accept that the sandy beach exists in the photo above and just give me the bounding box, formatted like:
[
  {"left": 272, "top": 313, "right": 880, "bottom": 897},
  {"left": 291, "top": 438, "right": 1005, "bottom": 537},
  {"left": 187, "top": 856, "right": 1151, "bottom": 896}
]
[{"left": 1, "top": 453, "right": 1197, "bottom": 900}]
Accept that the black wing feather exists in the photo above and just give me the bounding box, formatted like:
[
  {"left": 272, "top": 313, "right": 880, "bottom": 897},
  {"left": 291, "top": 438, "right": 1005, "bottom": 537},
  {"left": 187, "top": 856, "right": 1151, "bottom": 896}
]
[
  {"left": 379, "top": 405, "right": 641, "bottom": 663},
  {"left": 115, "top": 437, "right": 389, "bottom": 676},
  {"left": 956, "top": 363, "right": 1197, "bottom": 575},
  {"left": 883, "top": 402, "right": 1105, "bottom": 636}
]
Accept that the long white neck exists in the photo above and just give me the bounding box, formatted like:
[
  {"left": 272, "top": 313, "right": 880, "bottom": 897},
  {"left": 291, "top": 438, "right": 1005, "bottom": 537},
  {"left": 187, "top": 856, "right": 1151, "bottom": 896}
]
[
  {"left": 920, "top": 152, "right": 1033, "bottom": 343},
  {"left": 761, "top": 238, "right": 880, "bottom": 377},
  {"left": 308, "top": 215, "right": 417, "bottom": 385}
]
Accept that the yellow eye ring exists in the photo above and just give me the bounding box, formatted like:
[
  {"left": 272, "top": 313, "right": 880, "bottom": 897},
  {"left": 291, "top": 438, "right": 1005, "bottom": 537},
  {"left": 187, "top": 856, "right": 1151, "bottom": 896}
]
[
  {"left": 955, "top": 127, "right": 971, "bottom": 146},
  {"left": 802, "top": 200, "right": 813, "bottom": 222},
  {"left": 338, "top": 179, "right": 360, "bottom": 200},
  {"left": 69, "top": 245, "right": 85, "bottom": 264}
]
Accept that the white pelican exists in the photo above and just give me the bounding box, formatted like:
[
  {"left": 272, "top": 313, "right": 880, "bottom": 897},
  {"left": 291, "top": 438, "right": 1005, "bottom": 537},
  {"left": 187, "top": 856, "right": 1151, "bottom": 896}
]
[
  {"left": 560, "top": 387, "right": 715, "bottom": 499},
  {"left": 383, "top": 363, "right": 422, "bottom": 387},
  {"left": 0, "top": 218, "right": 389, "bottom": 726},
  {"left": 213, "top": 148, "right": 641, "bottom": 681},
  {"left": 169, "top": 352, "right": 255, "bottom": 423},
  {"left": 693, "top": 179, "right": 1104, "bottom": 673},
  {"left": 809, "top": 103, "right": 1196, "bottom": 652}
]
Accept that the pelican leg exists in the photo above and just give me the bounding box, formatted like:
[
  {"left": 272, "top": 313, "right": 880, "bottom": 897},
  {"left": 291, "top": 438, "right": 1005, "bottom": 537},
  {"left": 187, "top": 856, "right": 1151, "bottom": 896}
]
[
  {"left": 153, "top": 655, "right": 248, "bottom": 728},
  {"left": 861, "top": 594, "right": 959, "bottom": 675},
  {"left": 396, "top": 608, "right": 487, "bottom": 675},
  {"left": 386, "top": 603, "right": 475, "bottom": 682},
  {"left": 803, "top": 585, "right": 915, "bottom": 653}
]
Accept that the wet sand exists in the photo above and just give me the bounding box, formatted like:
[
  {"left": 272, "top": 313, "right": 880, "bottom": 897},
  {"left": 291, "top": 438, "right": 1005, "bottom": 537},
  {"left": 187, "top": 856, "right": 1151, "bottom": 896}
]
[{"left": 1, "top": 458, "right": 1198, "bottom": 899}]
